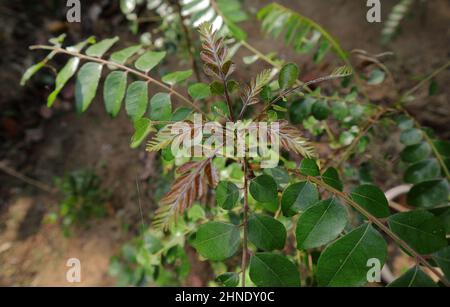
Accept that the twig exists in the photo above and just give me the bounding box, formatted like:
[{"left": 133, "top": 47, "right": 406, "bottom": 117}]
[
  {"left": 29, "top": 45, "right": 206, "bottom": 116},
  {"left": 0, "top": 163, "right": 56, "bottom": 194}
]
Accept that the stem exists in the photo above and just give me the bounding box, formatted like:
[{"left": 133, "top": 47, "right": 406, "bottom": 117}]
[
  {"left": 305, "top": 174, "right": 450, "bottom": 287},
  {"left": 29, "top": 45, "right": 206, "bottom": 116},
  {"left": 174, "top": 0, "right": 202, "bottom": 82},
  {"left": 0, "top": 163, "right": 57, "bottom": 194},
  {"left": 241, "top": 159, "right": 250, "bottom": 287}
]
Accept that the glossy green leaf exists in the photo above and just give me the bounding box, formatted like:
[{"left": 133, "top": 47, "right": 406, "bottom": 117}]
[
  {"left": 432, "top": 246, "right": 450, "bottom": 279},
  {"left": 21, "top": 61, "right": 46, "bottom": 86},
  {"left": 110, "top": 45, "right": 141, "bottom": 65},
  {"left": 388, "top": 210, "right": 447, "bottom": 255},
  {"left": 322, "top": 167, "right": 343, "bottom": 191},
  {"left": 387, "top": 266, "right": 437, "bottom": 287},
  {"left": 289, "top": 97, "right": 316, "bottom": 123},
  {"left": 317, "top": 224, "right": 387, "bottom": 287},
  {"left": 188, "top": 83, "right": 211, "bottom": 100},
  {"left": 75, "top": 62, "right": 103, "bottom": 113},
  {"left": 130, "top": 118, "right": 154, "bottom": 149},
  {"left": 125, "top": 81, "right": 148, "bottom": 121},
  {"left": 210, "top": 81, "right": 225, "bottom": 95},
  {"left": 248, "top": 214, "right": 286, "bottom": 251},
  {"left": 249, "top": 175, "right": 278, "bottom": 204},
  {"left": 194, "top": 222, "right": 240, "bottom": 261},
  {"left": 400, "top": 128, "right": 423, "bottom": 146},
  {"left": 249, "top": 253, "right": 300, "bottom": 287},
  {"left": 404, "top": 159, "right": 441, "bottom": 184},
  {"left": 311, "top": 100, "right": 330, "bottom": 120},
  {"left": 407, "top": 179, "right": 449, "bottom": 208},
  {"left": 300, "top": 158, "right": 320, "bottom": 176},
  {"left": 86, "top": 37, "right": 119, "bottom": 58},
  {"left": 216, "top": 181, "right": 240, "bottom": 210},
  {"left": 149, "top": 93, "right": 171, "bottom": 121},
  {"left": 281, "top": 182, "right": 319, "bottom": 216},
  {"left": 278, "top": 63, "right": 299, "bottom": 89},
  {"left": 296, "top": 198, "right": 347, "bottom": 250},
  {"left": 216, "top": 272, "right": 239, "bottom": 287},
  {"left": 135, "top": 51, "right": 166, "bottom": 73},
  {"left": 263, "top": 167, "right": 290, "bottom": 188},
  {"left": 401, "top": 143, "right": 431, "bottom": 163},
  {"left": 350, "top": 184, "right": 390, "bottom": 218},
  {"left": 103, "top": 71, "right": 127, "bottom": 117},
  {"left": 48, "top": 57, "right": 80, "bottom": 107},
  {"left": 162, "top": 70, "right": 193, "bottom": 85}
]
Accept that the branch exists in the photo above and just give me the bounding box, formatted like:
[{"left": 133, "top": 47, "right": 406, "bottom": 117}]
[{"left": 29, "top": 45, "right": 206, "bottom": 116}]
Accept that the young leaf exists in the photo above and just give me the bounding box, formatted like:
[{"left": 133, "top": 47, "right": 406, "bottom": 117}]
[
  {"left": 194, "top": 222, "right": 240, "bottom": 261},
  {"left": 134, "top": 51, "right": 166, "bottom": 73},
  {"left": 401, "top": 143, "right": 432, "bottom": 163},
  {"left": 296, "top": 198, "right": 347, "bottom": 250},
  {"left": 388, "top": 210, "right": 447, "bottom": 255},
  {"left": 278, "top": 63, "right": 299, "bottom": 89},
  {"left": 404, "top": 159, "right": 441, "bottom": 184},
  {"left": 317, "top": 223, "right": 387, "bottom": 287},
  {"left": 110, "top": 45, "right": 142, "bottom": 65},
  {"left": 241, "top": 69, "right": 272, "bottom": 108},
  {"left": 281, "top": 182, "right": 319, "bottom": 216},
  {"left": 130, "top": 118, "right": 154, "bottom": 149},
  {"left": 86, "top": 37, "right": 119, "bottom": 58},
  {"left": 277, "top": 121, "right": 317, "bottom": 158},
  {"left": 161, "top": 70, "right": 193, "bottom": 85},
  {"left": 249, "top": 175, "right": 278, "bottom": 204},
  {"left": 188, "top": 83, "right": 211, "bottom": 100},
  {"left": 248, "top": 214, "right": 286, "bottom": 251},
  {"left": 407, "top": 179, "right": 449, "bottom": 209},
  {"left": 216, "top": 272, "right": 239, "bottom": 287},
  {"left": 322, "top": 167, "right": 343, "bottom": 191},
  {"left": 75, "top": 62, "right": 103, "bottom": 113},
  {"left": 125, "top": 81, "right": 148, "bottom": 122},
  {"left": 48, "top": 57, "right": 80, "bottom": 107},
  {"left": 350, "top": 184, "right": 390, "bottom": 218},
  {"left": 249, "top": 253, "right": 300, "bottom": 287},
  {"left": 300, "top": 158, "right": 320, "bottom": 176},
  {"left": 216, "top": 181, "right": 240, "bottom": 210},
  {"left": 149, "top": 93, "right": 172, "bottom": 122},
  {"left": 103, "top": 71, "right": 127, "bottom": 117},
  {"left": 387, "top": 266, "right": 437, "bottom": 287}
]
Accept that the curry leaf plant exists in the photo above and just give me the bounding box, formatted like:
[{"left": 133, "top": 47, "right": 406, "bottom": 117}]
[{"left": 22, "top": 4, "right": 449, "bottom": 288}]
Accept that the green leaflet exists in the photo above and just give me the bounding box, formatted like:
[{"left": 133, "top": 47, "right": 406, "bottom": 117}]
[
  {"left": 407, "top": 179, "right": 449, "bottom": 209},
  {"left": 321, "top": 167, "right": 343, "bottom": 191},
  {"left": 249, "top": 253, "right": 300, "bottom": 287},
  {"left": 130, "top": 118, "right": 154, "bottom": 149},
  {"left": 400, "top": 128, "right": 423, "bottom": 146},
  {"left": 278, "top": 63, "right": 299, "bottom": 89},
  {"left": 120, "top": 0, "right": 136, "bottom": 14},
  {"left": 103, "top": 71, "right": 127, "bottom": 117},
  {"left": 404, "top": 159, "right": 441, "bottom": 184},
  {"left": 216, "top": 272, "right": 239, "bottom": 287},
  {"left": 216, "top": 181, "right": 240, "bottom": 210},
  {"left": 86, "top": 37, "right": 119, "bottom": 58},
  {"left": 149, "top": 93, "right": 172, "bottom": 122},
  {"left": 75, "top": 62, "right": 103, "bottom": 113},
  {"left": 401, "top": 142, "right": 432, "bottom": 163},
  {"left": 281, "top": 182, "right": 319, "bottom": 216},
  {"left": 248, "top": 214, "right": 286, "bottom": 251},
  {"left": 193, "top": 222, "right": 240, "bottom": 261},
  {"left": 161, "top": 70, "right": 193, "bottom": 86},
  {"left": 432, "top": 246, "right": 450, "bottom": 279},
  {"left": 350, "top": 184, "right": 390, "bottom": 218},
  {"left": 387, "top": 266, "right": 437, "bottom": 287},
  {"left": 388, "top": 210, "right": 447, "bottom": 255},
  {"left": 299, "top": 158, "right": 320, "bottom": 176},
  {"left": 188, "top": 83, "right": 211, "bottom": 100},
  {"left": 296, "top": 198, "right": 347, "bottom": 250},
  {"left": 110, "top": 45, "right": 142, "bottom": 65},
  {"left": 48, "top": 57, "right": 80, "bottom": 107},
  {"left": 249, "top": 175, "right": 278, "bottom": 204},
  {"left": 125, "top": 81, "right": 148, "bottom": 121},
  {"left": 317, "top": 223, "right": 387, "bottom": 287},
  {"left": 134, "top": 51, "right": 166, "bottom": 73}
]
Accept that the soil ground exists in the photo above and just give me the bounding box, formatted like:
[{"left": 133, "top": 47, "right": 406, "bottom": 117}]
[{"left": 0, "top": 0, "right": 448, "bottom": 286}]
